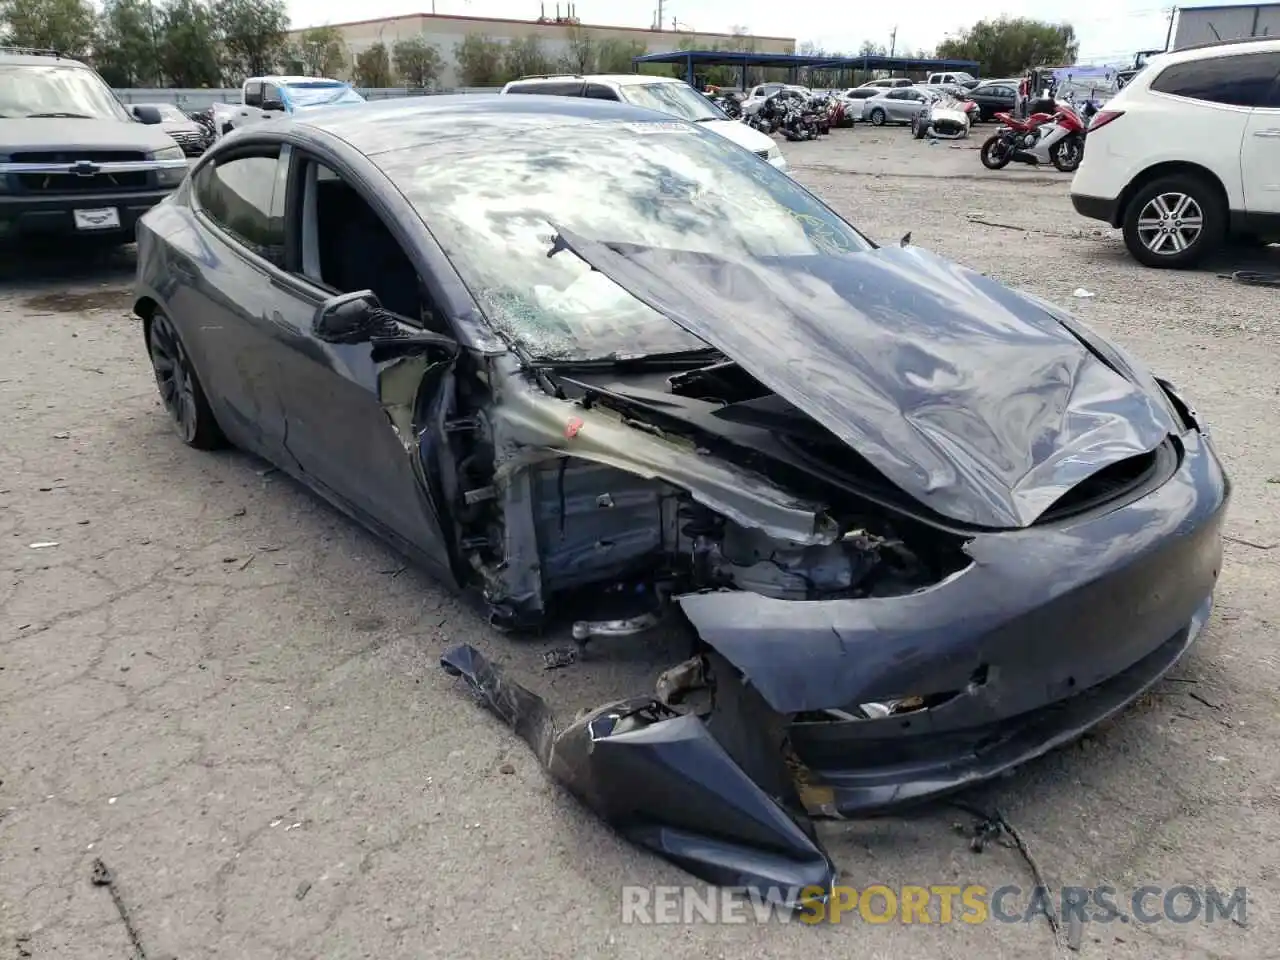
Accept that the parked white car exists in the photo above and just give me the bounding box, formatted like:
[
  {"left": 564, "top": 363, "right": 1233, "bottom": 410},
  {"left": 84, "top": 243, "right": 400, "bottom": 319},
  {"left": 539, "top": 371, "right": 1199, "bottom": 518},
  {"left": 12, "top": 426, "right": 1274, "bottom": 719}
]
[
  {"left": 839, "top": 86, "right": 884, "bottom": 120},
  {"left": 1070, "top": 37, "right": 1280, "bottom": 267},
  {"left": 855, "top": 78, "right": 915, "bottom": 90},
  {"left": 741, "top": 83, "right": 814, "bottom": 118},
  {"left": 501, "top": 74, "right": 787, "bottom": 171},
  {"left": 211, "top": 75, "right": 364, "bottom": 138},
  {"left": 860, "top": 87, "right": 933, "bottom": 125},
  {"left": 927, "top": 71, "right": 979, "bottom": 88}
]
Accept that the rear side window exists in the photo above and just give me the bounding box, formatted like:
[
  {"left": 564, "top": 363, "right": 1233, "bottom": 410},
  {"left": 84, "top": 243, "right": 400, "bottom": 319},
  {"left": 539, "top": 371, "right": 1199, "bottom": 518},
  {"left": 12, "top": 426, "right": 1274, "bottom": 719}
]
[
  {"left": 1150, "top": 52, "right": 1280, "bottom": 107},
  {"left": 195, "top": 152, "right": 285, "bottom": 265},
  {"left": 244, "top": 81, "right": 262, "bottom": 107},
  {"left": 585, "top": 84, "right": 619, "bottom": 100}
]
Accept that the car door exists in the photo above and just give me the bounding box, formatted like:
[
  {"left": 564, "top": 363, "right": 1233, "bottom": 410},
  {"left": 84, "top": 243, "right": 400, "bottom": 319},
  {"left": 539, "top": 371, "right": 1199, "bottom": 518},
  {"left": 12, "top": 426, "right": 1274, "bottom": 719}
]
[
  {"left": 256, "top": 148, "right": 453, "bottom": 566},
  {"left": 1242, "top": 63, "right": 1280, "bottom": 216},
  {"left": 885, "top": 89, "right": 918, "bottom": 121},
  {"left": 168, "top": 142, "right": 297, "bottom": 466}
]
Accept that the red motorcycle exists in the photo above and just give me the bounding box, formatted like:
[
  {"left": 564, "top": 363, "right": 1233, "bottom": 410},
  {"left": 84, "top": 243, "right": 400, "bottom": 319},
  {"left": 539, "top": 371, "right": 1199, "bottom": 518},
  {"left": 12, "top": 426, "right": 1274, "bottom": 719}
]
[{"left": 980, "top": 105, "right": 1087, "bottom": 172}]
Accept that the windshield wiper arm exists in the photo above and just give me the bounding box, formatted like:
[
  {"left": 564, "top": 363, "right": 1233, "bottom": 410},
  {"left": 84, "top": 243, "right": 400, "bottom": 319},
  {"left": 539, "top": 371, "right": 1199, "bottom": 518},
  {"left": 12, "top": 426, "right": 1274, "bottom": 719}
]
[
  {"left": 531, "top": 347, "right": 725, "bottom": 371},
  {"left": 25, "top": 112, "right": 94, "bottom": 119}
]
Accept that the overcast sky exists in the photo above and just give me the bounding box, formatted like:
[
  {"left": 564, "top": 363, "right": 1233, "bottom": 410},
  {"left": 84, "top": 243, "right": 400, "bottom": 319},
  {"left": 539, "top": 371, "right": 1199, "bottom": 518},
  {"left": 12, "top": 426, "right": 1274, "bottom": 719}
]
[{"left": 286, "top": 0, "right": 1188, "bottom": 64}]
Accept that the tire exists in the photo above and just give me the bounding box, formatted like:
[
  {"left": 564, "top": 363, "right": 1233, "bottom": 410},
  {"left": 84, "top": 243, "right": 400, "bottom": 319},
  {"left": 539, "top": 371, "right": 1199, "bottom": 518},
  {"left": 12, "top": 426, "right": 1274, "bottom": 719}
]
[
  {"left": 1051, "top": 133, "right": 1084, "bottom": 172},
  {"left": 980, "top": 135, "right": 1011, "bottom": 169},
  {"left": 869, "top": 108, "right": 886, "bottom": 126},
  {"left": 912, "top": 114, "right": 928, "bottom": 139},
  {"left": 147, "top": 310, "right": 227, "bottom": 449},
  {"left": 1122, "top": 174, "right": 1225, "bottom": 269}
]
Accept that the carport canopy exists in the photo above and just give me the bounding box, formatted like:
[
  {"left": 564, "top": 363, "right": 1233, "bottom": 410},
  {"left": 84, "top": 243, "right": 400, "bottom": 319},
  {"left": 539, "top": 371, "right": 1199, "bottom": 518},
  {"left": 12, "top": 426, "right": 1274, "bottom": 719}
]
[{"left": 631, "top": 49, "right": 982, "bottom": 88}]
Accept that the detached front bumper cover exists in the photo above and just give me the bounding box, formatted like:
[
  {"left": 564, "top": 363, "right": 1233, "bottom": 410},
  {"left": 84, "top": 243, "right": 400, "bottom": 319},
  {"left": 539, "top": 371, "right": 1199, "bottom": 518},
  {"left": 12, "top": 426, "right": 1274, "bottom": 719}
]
[{"left": 440, "top": 644, "right": 837, "bottom": 907}]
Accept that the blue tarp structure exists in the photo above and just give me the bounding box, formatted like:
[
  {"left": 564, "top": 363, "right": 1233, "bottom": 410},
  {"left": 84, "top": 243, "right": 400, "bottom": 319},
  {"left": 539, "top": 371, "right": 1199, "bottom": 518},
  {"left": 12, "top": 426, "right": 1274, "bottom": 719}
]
[
  {"left": 1048, "top": 63, "right": 1120, "bottom": 84},
  {"left": 631, "top": 49, "right": 981, "bottom": 88}
]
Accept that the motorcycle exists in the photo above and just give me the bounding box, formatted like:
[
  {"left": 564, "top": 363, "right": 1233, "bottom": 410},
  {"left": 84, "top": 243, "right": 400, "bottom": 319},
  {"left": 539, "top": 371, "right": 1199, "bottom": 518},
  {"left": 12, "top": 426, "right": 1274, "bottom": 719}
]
[
  {"left": 758, "top": 92, "right": 821, "bottom": 141},
  {"left": 980, "top": 104, "right": 1086, "bottom": 173},
  {"left": 187, "top": 107, "right": 218, "bottom": 148},
  {"left": 710, "top": 93, "right": 743, "bottom": 120}
]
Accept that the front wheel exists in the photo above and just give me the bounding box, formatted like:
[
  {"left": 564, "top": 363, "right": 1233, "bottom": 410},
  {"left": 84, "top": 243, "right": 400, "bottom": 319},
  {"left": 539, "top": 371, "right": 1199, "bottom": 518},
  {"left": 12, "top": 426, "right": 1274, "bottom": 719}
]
[
  {"left": 1051, "top": 133, "right": 1084, "bottom": 172},
  {"left": 869, "top": 108, "right": 886, "bottom": 126},
  {"left": 1122, "top": 174, "right": 1225, "bottom": 269},
  {"left": 912, "top": 114, "right": 928, "bottom": 139},
  {"left": 980, "top": 134, "right": 1011, "bottom": 169}
]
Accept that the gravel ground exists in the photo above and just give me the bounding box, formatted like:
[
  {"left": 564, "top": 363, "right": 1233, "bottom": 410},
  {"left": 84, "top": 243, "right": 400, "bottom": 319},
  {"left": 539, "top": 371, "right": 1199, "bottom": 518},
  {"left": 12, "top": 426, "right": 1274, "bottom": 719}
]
[{"left": 3, "top": 125, "right": 1280, "bottom": 960}]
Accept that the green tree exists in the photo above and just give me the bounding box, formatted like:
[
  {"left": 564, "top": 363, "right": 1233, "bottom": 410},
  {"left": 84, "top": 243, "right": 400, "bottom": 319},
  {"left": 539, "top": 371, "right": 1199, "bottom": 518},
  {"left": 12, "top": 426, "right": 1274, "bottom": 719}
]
[
  {"left": 935, "top": 17, "right": 1078, "bottom": 77},
  {"left": 453, "top": 33, "right": 505, "bottom": 86},
  {"left": 502, "top": 34, "right": 550, "bottom": 79},
  {"left": 0, "top": 0, "right": 96, "bottom": 54},
  {"left": 558, "top": 24, "right": 594, "bottom": 73},
  {"left": 95, "top": 0, "right": 161, "bottom": 86},
  {"left": 299, "top": 24, "right": 344, "bottom": 77},
  {"left": 392, "top": 35, "right": 442, "bottom": 88},
  {"left": 213, "top": 0, "right": 288, "bottom": 80},
  {"left": 595, "top": 37, "right": 645, "bottom": 74},
  {"left": 157, "top": 0, "right": 220, "bottom": 86},
  {"left": 278, "top": 41, "right": 304, "bottom": 74},
  {"left": 353, "top": 40, "right": 392, "bottom": 87}
]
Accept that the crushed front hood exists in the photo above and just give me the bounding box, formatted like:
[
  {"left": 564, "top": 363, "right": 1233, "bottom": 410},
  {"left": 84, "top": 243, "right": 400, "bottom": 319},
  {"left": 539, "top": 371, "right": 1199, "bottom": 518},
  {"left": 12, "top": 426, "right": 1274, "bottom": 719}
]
[{"left": 553, "top": 232, "right": 1176, "bottom": 528}]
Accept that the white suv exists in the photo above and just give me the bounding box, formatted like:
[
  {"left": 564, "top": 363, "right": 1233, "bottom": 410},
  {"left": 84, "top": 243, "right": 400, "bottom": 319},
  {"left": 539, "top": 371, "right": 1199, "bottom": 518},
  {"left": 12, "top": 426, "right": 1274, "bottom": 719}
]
[
  {"left": 1070, "top": 38, "right": 1280, "bottom": 268},
  {"left": 500, "top": 75, "right": 787, "bottom": 171}
]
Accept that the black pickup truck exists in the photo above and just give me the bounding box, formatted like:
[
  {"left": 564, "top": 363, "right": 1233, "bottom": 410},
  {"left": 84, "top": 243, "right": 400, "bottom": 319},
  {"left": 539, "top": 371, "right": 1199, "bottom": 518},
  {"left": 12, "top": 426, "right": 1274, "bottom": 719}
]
[{"left": 0, "top": 47, "right": 189, "bottom": 246}]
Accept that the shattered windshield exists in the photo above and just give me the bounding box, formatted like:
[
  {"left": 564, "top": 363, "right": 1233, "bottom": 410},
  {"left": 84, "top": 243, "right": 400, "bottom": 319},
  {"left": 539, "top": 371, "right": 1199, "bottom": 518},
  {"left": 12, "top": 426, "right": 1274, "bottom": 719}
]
[
  {"left": 618, "top": 82, "right": 726, "bottom": 122},
  {"left": 284, "top": 82, "right": 365, "bottom": 108},
  {"left": 0, "top": 64, "right": 132, "bottom": 120},
  {"left": 377, "top": 117, "right": 870, "bottom": 361}
]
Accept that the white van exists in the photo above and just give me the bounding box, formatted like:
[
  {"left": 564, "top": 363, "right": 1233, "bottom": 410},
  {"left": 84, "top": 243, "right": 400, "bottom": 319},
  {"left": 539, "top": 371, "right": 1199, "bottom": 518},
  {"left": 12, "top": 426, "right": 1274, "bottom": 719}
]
[
  {"left": 500, "top": 74, "right": 787, "bottom": 171},
  {"left": 928, "top": 71, "right": 979, "bottom": 87}
]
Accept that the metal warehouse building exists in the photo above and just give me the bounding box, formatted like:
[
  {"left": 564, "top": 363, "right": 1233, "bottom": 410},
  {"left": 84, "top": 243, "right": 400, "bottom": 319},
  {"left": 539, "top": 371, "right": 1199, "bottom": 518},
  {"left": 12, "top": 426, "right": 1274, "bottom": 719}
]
[
  {"left": 287, "top": 12, "right": 796, "bottom": 88},
  {"left": 1173, "top": 3, "right": 1280, "bottom": 49}
]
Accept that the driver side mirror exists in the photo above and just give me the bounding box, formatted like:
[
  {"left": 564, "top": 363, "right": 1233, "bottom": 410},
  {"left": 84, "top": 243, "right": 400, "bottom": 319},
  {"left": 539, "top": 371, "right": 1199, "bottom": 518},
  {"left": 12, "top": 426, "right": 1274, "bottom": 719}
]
[
  {"left": 132, "top": 105, "right": 163, "bottom": 124},
  {"left": 262, "top": 97, "right": 285, "bottom": 112},
  {"left": 314, "top": 290, "right": 380, "bottom": 344}
]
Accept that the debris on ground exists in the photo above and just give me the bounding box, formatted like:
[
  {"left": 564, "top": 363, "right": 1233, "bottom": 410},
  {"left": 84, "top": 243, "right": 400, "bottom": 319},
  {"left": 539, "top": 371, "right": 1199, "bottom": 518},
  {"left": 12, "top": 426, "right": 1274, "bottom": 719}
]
[
  {"left": 541, "top": 647, "right": 577, "bottom": 670},
  {"left": 90, "top": 858, "right": 149, "bottom": 959},
  {"left": 1072, "top": 288, "right": 1095, "bottom": 298}
]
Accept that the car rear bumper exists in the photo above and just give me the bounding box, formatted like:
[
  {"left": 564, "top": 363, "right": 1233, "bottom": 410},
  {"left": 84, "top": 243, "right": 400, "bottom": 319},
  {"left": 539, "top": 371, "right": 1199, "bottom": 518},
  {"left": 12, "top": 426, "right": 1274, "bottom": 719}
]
[
  {"left": 1072, "top": 192, "right": 1121, "bottom": 227},
  {"left": 680, "top": 428, "right": 1229, "bottom": 815},
  {"left": 0, "top": 188, "right": 173, "bottom": 240}
]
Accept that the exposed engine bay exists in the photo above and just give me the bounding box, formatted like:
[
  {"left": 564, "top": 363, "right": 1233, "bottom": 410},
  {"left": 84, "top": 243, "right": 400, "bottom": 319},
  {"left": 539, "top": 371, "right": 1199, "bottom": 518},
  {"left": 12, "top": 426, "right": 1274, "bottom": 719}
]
[{"left": 439, "top": 351, "right": 974, "bottom": 628}]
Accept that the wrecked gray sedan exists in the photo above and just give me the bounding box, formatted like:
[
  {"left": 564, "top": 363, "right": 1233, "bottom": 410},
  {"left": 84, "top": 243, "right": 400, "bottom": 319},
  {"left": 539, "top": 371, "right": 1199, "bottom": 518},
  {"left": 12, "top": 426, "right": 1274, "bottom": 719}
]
[{"left": 135, "top": 96, "right": 1228, "bottom": 905}]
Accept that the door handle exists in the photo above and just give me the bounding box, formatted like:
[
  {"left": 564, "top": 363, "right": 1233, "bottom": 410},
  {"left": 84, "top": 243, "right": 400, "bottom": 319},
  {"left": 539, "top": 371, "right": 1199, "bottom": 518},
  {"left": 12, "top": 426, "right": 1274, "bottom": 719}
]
[{"left": 1254, "top": 128, "right": 1280, "bottom": 138}]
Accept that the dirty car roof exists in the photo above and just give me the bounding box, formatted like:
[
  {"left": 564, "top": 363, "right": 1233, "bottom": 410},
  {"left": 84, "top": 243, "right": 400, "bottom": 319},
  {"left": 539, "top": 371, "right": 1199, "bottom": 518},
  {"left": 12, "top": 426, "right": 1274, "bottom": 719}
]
[{"left": 296, "top": 94, "right": 681, "bottom": 154}]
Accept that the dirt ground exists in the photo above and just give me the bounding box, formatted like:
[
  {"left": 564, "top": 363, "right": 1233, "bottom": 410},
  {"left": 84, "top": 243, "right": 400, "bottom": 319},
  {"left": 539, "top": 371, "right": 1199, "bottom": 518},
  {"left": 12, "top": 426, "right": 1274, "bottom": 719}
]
[{"left": 3, "top": 125, "right": 1280, "bottom": 960}]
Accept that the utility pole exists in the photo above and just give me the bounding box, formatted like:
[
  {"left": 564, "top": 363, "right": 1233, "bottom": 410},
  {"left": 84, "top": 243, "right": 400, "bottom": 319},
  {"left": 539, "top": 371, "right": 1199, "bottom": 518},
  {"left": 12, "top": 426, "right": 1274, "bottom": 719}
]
[
  {"left": 656, "top": 0, "right": 666, "bottom": 31},
  {"left": 889, "top": 26, "right": 897, "bottom": 58}
]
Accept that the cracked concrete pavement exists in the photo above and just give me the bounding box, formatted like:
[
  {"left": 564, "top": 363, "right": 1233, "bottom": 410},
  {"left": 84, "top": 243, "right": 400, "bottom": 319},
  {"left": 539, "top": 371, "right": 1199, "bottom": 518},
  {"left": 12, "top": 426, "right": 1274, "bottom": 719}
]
[{"left": 3, "top": 127, "right": 1280, "bottom": 959}]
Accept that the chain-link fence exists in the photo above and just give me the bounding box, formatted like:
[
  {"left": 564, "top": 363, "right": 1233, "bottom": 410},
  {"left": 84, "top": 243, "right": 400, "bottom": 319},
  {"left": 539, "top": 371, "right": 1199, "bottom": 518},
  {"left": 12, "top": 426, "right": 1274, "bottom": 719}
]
[{"left": 112, "top": 87, "right": 502, "bottom": 111}]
